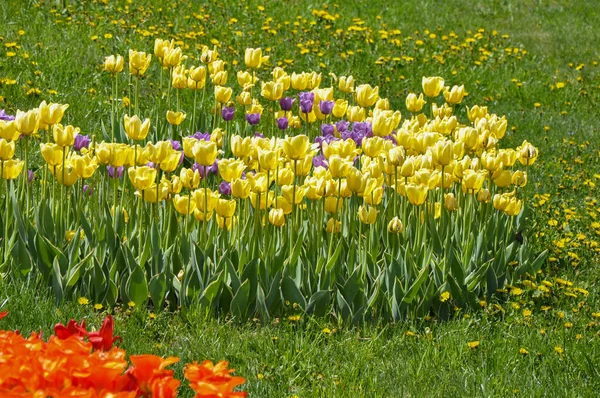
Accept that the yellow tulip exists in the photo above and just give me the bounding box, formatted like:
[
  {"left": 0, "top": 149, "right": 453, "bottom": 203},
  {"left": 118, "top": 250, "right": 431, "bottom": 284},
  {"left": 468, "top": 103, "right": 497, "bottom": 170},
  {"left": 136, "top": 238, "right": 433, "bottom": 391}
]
[
  {"left": 338, "top": 75, "right": 355, "bottom": 93},
  {"left": 124, "top": 115, "right": 150, "bottom": 141},
  {"left": 0, "top": 120, "right": 19, "bottom": 141},
  {"left": 371, "top": 111, "right": 397, "bottom": 137},
  {"left": 39, "top": 101, "right": 69, "bottom": 128},
  {"left": 193, "top": 188, "right": 220, "bottom": 213},
  {"left": 154, "top": 38, "right": 173, "bottom": 61},
  {"left": 431, "top": 140, "right": 453, "bottom": 167},
  {"left": 444, "top": 193, "right": 459, "bottom": 212},
  {"left": 166, "top": 110, "right": 186, "bottom": 126},
  {"left": 346, "top": 106, "right": 365, "bottom": 123},
  {"left": 194, "top": 209, "right": 214, "bottom": 222},
  {"left": 244, "top": 47, "right": 263, "bottom": 69},
  {"left": 0, "top": 139, "right": 15, "bottom": 161},
  {"left": 406, "top": 183, "right": 428, "bottom": 206},
  {"left": 362, "top": 136, "right": 385, "bottom": 158},
  {"left": 171, "top": 69, "right": 187, "bottom": 90},
  {"left": 375, "top": 98, "right": 390, "bottom": 110},
  {"left": 511, "top": 170, "right": 527, "bottom": 187},
  {"left": 461, "top": 170, "right": 486, "bottom": 194},
  {"left": 215, "top": 198, "right": 236, "bottom": 218},
  {"left": 140, "top": 181, "right": 170, "bottom": 203},
  {"left": 247, "top": 172, "right": 270, "bottom": 194},
  {"left": 231, "top": 178, "right": 251, "bottom": 198},
  {"left": 258, "top": 148, "right": 278, "bottom": 171},
  {"left": 466, "top": 105, "right": 487, "bottom": 122},
  {"left": 405, "top": 93, "right": 426, "bottom": 113},
  {"left": 261, "top": 81, "right": 284, "bottom": 101},
  {"left": 1, "top": 159, "right": 24, "bottom": 180},
  {"left": 387, "top": 217, "right": 403, "bottom": 233},
  {"left": 326, "top": 217, "right": 341, "bottom": 233},
  {"left": 328, "top": 155, "right": 352, "bottom": 179},
  {"left": 277, "top": 168, "right": 294, "bottom": 186},
  {"left": 332, "top": 99, "right": 348, "bottom": 118},
  {"left": 192, "top": 140, "right": 218, "bottom": 166},
  {"left": 211, "top": 70, "right": 228, "bottom": 86},
  {"left": 492, "top": 168, "right": 512, "bottom": 188},
  {"left": 291, "top": 72, "right": 309, "bottom": 90},
  {"left": 40, "top": 143, "right": 65, "bottom": 166},
  {"left": 358, "top": 205, "right": 378, "bottom": 224},
  {"left": 173, "top": 194, "right": 196, "bottom": 215},
  {"left": 504, "top": 196, "right": 522, "bottom": 216},
  {"left": 363, "top": 186, "right": 383, "bottom": 205},
  {"left": 160, "top": 151, "right": 181, "bottom": 173},
  {"left": 14, "top": 109, "right": 40, "bottom": 136},
  {"left": 281, "top": 184, "right": 306, "bottom": 205},
  {"left": 268, "top": 208, "right": 286, "bottom": 227},
  {"left": 128, "top": 166, "right": 157, "bottom": 191},
  {"left": 323, "top": 196, "right": 342, "bottom": 214},
  {"left": 215, "top": 85, "right": 233, "bottom": 103},
  {"left": 163, "top": 46, "right": 182, "bottom": 68},
  {"left": 281, "top": 135, "right": 310, "bottom": 161},
  {"left": 216, "top": 215, "right": 236, "bottom": 230},
  {"left": 128, "top": 49, "right": 152, "bottom": 76},
  {"left": 52, "top": 124, "right": 79, "bottom": 147},
  {"left": 219, "top": 159, "right": 245, "bottom": 182},
  {"left": 52, "top": 163, "right": 79, "bottom": 186},
  {"left": 231, "top": 135, "right": 252, "bottom": 158},
  {"left": 422, "top": 76, "right": 445, "bottom": 97},
  {"left": 237, "top": 70, "right": 254, "bottom": 89},
  {"left": 180, "top": 168, "right": 201, "bottom": 189},
  {"left": 103, "top": 55, "right": 124, "bottom": 74},
  {"left": 518, "top": 140, "right": 538, "bottom": 166},
  {"left": 72, "top": 155, "right": 98, "bottom": 179},
  {"left": 188, "top": 65, "right": 207, "bottom": 84},
  {"left": 249, "top": 191, "right": 274, "bottom": 210},
  {"left": 477, "top": 188, "right": 491, "bottom": 203},
  {"left": 355, "top": 84, "right": 379, "bottom": 108},
  {"left": 443, "top": 85, "right": 466, "bottom": 105}
]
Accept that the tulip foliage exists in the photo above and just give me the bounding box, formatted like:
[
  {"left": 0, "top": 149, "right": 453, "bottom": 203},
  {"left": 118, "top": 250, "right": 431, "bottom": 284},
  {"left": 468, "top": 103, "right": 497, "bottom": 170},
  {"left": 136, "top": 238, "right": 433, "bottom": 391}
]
[{"left": 0, "top": 40, "right": 546, "bottom": 322}]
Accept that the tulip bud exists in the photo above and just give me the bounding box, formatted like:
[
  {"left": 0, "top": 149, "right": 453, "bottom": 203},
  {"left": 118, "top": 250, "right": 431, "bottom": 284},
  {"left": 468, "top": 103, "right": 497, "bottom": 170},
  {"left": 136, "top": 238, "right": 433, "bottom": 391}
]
[{"left": 387, "top": 216, "right": 403, "bottom": 233}]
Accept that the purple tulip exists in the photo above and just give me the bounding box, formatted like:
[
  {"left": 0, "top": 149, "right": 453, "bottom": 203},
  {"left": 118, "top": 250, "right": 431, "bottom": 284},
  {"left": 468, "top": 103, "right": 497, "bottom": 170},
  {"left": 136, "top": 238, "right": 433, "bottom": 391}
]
[
  {"left": 253, "top": 132, "right": 265, "bottom": 138},
  {"left": 279, "top": 97, "right": 295, "bottom": 111},
  {"left": 298, "top": 92, "right": 315, "bottom": 114},
  {"left": 0, "top": 109, "right": 15, "bottom": 121},
  {"left": 319, "top": 100, "right": 334, "bottom": 115},
  {"left": 219, "top": 181, "right": 232, "bottom": 195},
  {"left": 28, "top": 170, "right": 35, "bottom": 183},
  {"left": 312, "top": 154, "right": 328, "bottom": 168},
  {"left": 245, "top": 113, "right": 261, "bottom": 125},
  {"left": 73, "top": 134, "right": 91, "bottom": 152},
  {"left": 169, "top": 139, "right": 182, "bottom": 151},
  {"left": 191, "top": 132, "right": 211, "bottom": 141},
  {"left": 178, "top": 151, "right": 185, "bottom": 166},
  {"left": 277, "top": 117, "right": 288, "bottom": 131},
  {"left": 192, "top": 160, "right": 218, "bottom": 178},
  {"left": 314, "top": 134, "right": 336, "bottom": 147},
  {"left": 222, "top": 106, "right": 235, "bottom": 121},
  {"left": 320, "top": 123, "right": 335, "bottom": 137},
  {"left": 83, "top": 184, "right": 93, "bottom": 196},
  {"left": 382, "top": 134, "right": 397, "bottom": 145},
  {"left": 107, "top": 165, "right": 124, "bottom": 179},
  {"left": 336, "top": 120, "right": 349, "bottom": 133},
  {"left": 352, "top": 122, "right": 372, "bottom": 138}
]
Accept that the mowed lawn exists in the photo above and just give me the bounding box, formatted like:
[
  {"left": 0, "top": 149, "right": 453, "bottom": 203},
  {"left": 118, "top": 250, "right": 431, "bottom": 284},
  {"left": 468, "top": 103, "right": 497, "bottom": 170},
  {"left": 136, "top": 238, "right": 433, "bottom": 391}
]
[{"left": 1, "top": 0, "right": 600, "bottom": 396}]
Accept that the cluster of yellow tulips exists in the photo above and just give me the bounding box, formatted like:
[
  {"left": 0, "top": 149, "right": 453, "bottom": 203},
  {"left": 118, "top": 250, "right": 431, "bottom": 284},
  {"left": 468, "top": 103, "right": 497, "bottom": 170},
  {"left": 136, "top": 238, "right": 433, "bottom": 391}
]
[{"left": 0, "top": 39, "right": 540, "bottom": 319}]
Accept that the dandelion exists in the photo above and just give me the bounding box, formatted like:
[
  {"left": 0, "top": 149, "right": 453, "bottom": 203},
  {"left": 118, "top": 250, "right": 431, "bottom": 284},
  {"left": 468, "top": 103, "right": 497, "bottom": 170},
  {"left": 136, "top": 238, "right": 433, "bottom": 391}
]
[{"left": 78, "top": 297, "right": 89, "bottom": 305}]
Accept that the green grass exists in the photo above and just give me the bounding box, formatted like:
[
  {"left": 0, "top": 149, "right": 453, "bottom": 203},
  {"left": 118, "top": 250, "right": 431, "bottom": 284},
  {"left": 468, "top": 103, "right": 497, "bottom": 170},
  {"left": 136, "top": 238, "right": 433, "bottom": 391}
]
[{"left": 1, "top": 0, "right": 600, "bottom": 396}]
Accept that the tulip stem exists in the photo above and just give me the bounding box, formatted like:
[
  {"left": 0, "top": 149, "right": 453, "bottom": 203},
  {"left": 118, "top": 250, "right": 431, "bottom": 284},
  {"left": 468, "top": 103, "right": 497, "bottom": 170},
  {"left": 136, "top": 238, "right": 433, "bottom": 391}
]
[
  {"left": 24, "top": 137, "right": 29, "bottom": 218},
  {"left": 4, "top": 179, "right": 9, "bottom": 264},
  {"left": 192, "top": 89, "right": 197, "bottom": 134},
  {"left": 135, "top": 76, "right": 140, "bottom": 116}
]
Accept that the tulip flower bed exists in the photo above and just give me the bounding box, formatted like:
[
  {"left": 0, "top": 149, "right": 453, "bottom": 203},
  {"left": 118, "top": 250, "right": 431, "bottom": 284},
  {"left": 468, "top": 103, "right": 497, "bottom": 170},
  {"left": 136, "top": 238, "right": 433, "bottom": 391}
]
[
  {"left": 0, "top": 311, "right": 246, "bottom": 397},
  {"left": 0, "top": 36, "right": 546, "bottom": 323}
]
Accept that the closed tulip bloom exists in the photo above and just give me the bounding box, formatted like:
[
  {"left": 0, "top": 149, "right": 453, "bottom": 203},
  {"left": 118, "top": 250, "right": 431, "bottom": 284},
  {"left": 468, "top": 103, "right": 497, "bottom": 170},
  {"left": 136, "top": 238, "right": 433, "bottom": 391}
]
[
  {"left": 2, "top": 159, "right": 24, "bottom": 180},
  {"left": 193, "top": 188, "right": 220, "bottom": 212},
  {"left": 268, "top": 208, "right": 286, "bottom": 227},
  {"left": 461, "top": 169, "right": 486, "bottom": 194},
  {"left": 492, "top": 168, "right": 512, "bottom": 188},
  {"left": 39, "top": 101, "right": 69, "bottom": 129},
  {"left": 355, "top": 84, "right": 379, "bottom": 108},
  {"left": 328, "top": 155, "right": 352, "bottom": 179},
  {"left": 160, "top": 151, "right": 181, "bottom": 172},
  {"left": 180, "top": 168, "right": 201, "bottom": 189},
  {"left": 103, "top": 55, "right": 124, "bottom": 74},
  {"left": 154, "top": 38, "right": 173, "bottom": 60},
  {"left": 432, "top": 140, "right": 453, "bottom": 166},
  {"left": 504, "top": 197, "right": 522, "bottom": 216},
  {"left": 387, "top": 216, "right": 403, "bottom": 233},
  {"left": 72, "top": 155, "right": 99, "bottom": 179},
  {"left": 215, "top": 198, "right": 236, "bottom": 218},
  {"left": 338, "top": 75, "right": 355, "bottom": 93},
  {"left": 244, "top": 47, "right": 263, "bottom": 68},
  {"left": 173, "top": 194, "right": 196, "bottom": 215},
  {"left": 40, "top": 143, "right": 65, "bottom": 166},
  {"left": 141, "top": 181, "right": 170, "bottom": 203},
  {"left": 52, "top": 124, "right": 79, "bottom": 147},
  {"left": 291, "top": 72, "right": 309, "bottom": 90},
  {"left": 443, "top": 85, "right": 466, "bottom": 104},
  {"left": 362, "top": 136, "right": 385, "bottom": 158},
  {"left": 324, "top": 196, "right": 343, "bottom": 214},
  {"left": 282, "top": 135, "right": 310, "bottom": 160},
  {"left": 192, "top": 140, "right": 218, "bottom": 166},
  {"left": 371, "top": 111, "right": 396, "bottom": 137},
  {"left": 15, "top": 109, "right": 40, "bottom": 136},
  {"left": 406, "top": 93, "right": 426, "bottom": 113},
  {"left": 128, "top": 49, "right": 152, "bottom": 76},
  {"left": 444, "top": 193, "right": 459, "bottom": 212},
  {"left": 231, "top": 178, "right": 251, "bottom": 198},
  {"left": 163, "top": 47, "right": 182, "bottom": 68},
  {"left": 346, "top": 106, "right": 365, "bottom": 123},
  {"left": 326, "top": 217, "right": 342, "bottom": 233},
  {"left": 216, "top": 215, "right": 236, "bottom": 230},
  {"left": 189, "top": 65, "right": 207, "bottom": 83},
  {"left": 492, "top": 193, "right": 509, "bottom": 211},
  {"left": 422, "top": 76, "right": 445, "bottom": 97},
  {"left": 124, "top": 115, "right": 151, "bottom": 141},
  {"left": 249, "top": 191, "right": 274, "bottom": 210},
  {"left": 331, "top": 99, "right": 348, "bottom": 118},
  {"left": 511, "top": 170, "right": 527, "bottom": 187},
  {"left": 282, "top": 184, "right": 306, "bottom": 204},
  {"left": 358, "top": 205, "right": 378, "bottom": 224},
  {"left": 257, "top": 148, "right": 278, "bottom": 171},
  {"left": 219, "top": 159, "right": 245, "bottom": 182},
  {"left": 166, "top": 110, "right": 186, "bottom": 126},
  {"left": 211, "top": 70, "right": 228, "bottom": 86},
  {"left": 230, "top": 135, "right": 252, "bottom": 158},
  {"left": 0, "top": 120, "right": 19, "bottom": 141},
  {"left": 128, "top": 166, "right": 156, "bottom": 191},
  {"left": 215, "top": 86, "right": 233, "bottom": 104},
  {"left": 51, "top": 163, "right": 79, "bottom": 186},
  {"left": 364, "top": 186, "right": 383, "bottom": 205},
  {"left": 261, "top": 81, "right": 284, "bottom": 101},
  {"left": 406, "top": 183, "right": 428, "bottom": 206},
  {"left": 466, "top": 105, "right": 488, "bottom": 122},
  {"left": 0, "top": 139, "right": 15, "bottom": 160},
  {"left": 477, "top": 188, "right": 491, "bottom": 203},
  {"left": 172, "top": 69, "right": 187, "bottom": 89}
]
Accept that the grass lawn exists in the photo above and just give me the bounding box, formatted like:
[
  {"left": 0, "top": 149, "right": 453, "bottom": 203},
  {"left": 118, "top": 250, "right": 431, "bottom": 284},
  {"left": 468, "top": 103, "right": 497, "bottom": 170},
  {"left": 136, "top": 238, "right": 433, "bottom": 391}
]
[{"left": 1, "top": 0, "right": 599, "bottom": 396}]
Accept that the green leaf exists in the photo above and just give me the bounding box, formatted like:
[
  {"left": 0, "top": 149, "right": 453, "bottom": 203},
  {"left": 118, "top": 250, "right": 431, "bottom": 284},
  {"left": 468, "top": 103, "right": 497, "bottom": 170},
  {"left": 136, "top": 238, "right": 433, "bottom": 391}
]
[
  {"left": 127, "top": 266, "right": 148, "bottom": 307},
  {"left": 402, "top": 264, "right": 430, "bottom": 304},
  {"left": 51, "top": 257, "right": 63, "bottom": 305},
  {"left": 230, "top": 279, "right": 250, "bottom": 320},
  {"left": 281, "top": 275, "right": 306, "bottom": 310},
  {"left": 199, "top": 276, "right": 222, "bottom": 308},
  {"left": 255, "top": 283, "right": 269, "bottom": 321},
  {"left": 149, "top": 273, "right": 168, "bottom": 311},
  {"left": 306, "top": 290, "right": 331, "bottom": 316}
]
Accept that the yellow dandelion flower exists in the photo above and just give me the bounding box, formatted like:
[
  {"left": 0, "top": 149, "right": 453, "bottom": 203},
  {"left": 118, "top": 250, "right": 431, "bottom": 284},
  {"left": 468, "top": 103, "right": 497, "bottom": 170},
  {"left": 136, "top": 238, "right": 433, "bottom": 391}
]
[
  {"left": 440, "top": 291, "right": 450, "bottom": 302},
  {"left": 467, "top": 341, "right": 480, "bottom": 349},
  {"left": 554, "top": 346, "right": 564, "bottom": 354},
  {"left": 78, "top": 297, "right": 89, "bottom": 305},
  {"left": 94, "top": 303, "right": 103, "bottom": 310},
  {"left": 127, "top": 301, "right": 136, "bottom": 308},
  {"left": 519, "top": 348, "right": 529, "bottom": 355}
]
